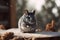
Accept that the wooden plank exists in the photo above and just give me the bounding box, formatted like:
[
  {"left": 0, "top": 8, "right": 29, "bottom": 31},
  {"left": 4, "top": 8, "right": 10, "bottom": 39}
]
[
  {"left": 0, "top": 28, "right": 60, "bottom": 40},
  {"left": 10, "top": 0, "right": 17, "bottom": 28},
  {"left": 0, "top": 28, "right": 60, "bottom": 38}
]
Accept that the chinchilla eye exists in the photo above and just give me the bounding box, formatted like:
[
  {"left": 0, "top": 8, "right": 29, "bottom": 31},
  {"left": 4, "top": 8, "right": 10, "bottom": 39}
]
[{"left": 26, "top": 16, "right": 30, "bottom": 19}]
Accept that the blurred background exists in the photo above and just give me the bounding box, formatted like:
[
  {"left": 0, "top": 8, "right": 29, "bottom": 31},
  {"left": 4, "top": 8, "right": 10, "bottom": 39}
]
[
  {"left": 0, "top": 0, "right": 16, "bottom": 29},
  {"left": 17, "top": 0, "right": 60, "bottom": 31},
  {"left": 0, "top": 0, "right": 60, "bottom": 31}
]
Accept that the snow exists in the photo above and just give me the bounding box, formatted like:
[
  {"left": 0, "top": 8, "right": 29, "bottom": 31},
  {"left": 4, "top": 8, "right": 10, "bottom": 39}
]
[{"left": 0, "top": 28, "right": 60, "bottom": 38}]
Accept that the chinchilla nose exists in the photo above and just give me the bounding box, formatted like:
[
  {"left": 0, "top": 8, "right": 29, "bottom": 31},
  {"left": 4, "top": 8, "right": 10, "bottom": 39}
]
[{"left": 30, "top": 18, "right": 34, "bottom": 21}]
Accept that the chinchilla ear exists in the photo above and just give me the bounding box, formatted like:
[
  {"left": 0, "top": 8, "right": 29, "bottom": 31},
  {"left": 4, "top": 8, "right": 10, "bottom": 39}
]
[
  {"left": 23, "top": 9, "right": 28, "bottom": 15},
  {"left": 33, "top": 10, "right": 35, "bottom": 14}
]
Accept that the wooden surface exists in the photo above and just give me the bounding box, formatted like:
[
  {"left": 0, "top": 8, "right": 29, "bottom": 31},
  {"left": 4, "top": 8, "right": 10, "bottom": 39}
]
[
  {"left": 10, "top": 0, "right": 17, "bottom": 28},
  {"left": 0, "top": 28, "right": 60, "bottom": 38},
  {"left": 0, "top": 28, "right": 60, "bottom": 40}
]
